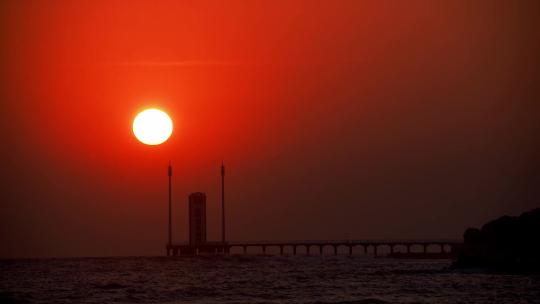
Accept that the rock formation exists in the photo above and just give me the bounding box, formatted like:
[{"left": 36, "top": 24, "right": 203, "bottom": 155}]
[{"left": 453, "top": 208, "right": 540, "bottom": 272}]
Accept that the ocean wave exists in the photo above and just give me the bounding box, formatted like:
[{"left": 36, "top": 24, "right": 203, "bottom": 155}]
[{"left": 2, "top": 256, "right": 539, "bottom": 303}]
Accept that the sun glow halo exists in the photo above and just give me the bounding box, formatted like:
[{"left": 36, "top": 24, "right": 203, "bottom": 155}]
[{"left": 133, "top": 109, "right": 173, "bottom": 145}]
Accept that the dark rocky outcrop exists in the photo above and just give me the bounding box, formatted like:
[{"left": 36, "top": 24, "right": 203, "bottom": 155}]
[{"left": 452, "top": 208, "right": 540, "bottom": 273}]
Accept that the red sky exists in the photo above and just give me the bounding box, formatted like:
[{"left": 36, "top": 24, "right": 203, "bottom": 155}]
[{"left": 1, "top": 0, "right": 539, "bottom": 258}]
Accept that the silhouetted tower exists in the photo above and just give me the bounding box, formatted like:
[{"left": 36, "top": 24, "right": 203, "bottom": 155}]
[
  {"left": 189, "top": 192, "right": 207, "bottom": 245},
  {"left": 168, "top": 163, "right": 172, "bottom": 246},
  {"left": 221, "top": 163, "right": 226, "bottom": 244}
]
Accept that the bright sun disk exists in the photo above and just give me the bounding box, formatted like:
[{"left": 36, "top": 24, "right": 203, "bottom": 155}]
[{"left": 133, "top": 108, "right": 173, "bottom": 145}]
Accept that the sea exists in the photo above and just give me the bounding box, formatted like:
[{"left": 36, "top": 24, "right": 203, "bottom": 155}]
[{"left": 1, "top": 256, "right": 539, "bottom": 304}]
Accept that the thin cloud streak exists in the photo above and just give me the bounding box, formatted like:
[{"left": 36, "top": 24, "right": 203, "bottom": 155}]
[{"left": 110, "top": 60, "right": 248, "bottom": 67}]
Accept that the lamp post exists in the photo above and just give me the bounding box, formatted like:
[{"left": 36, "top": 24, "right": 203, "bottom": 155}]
[
  {"left": 168, "top": 163, "right": 172, "bottom": 246},
  {"left": 221, "top": 162, "right": 226, "bottom": 245}
]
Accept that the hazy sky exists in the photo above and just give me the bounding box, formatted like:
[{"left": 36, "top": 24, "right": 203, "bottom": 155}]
[{"left": 1, "top": 0, "right": 539, "bottom": 258}]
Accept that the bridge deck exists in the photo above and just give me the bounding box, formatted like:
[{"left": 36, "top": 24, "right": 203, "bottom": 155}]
[{"left": 166, "top": 239, "right": 462, "bottom": 256}]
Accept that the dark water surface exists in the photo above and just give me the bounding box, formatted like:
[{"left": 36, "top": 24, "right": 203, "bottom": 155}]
[{"left": 1, "top": 256, "right": 539, "bottom": 303}]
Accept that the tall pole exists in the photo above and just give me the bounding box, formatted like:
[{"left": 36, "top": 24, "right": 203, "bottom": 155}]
[
  {"left": 221, "top": 162, "right": 225, "bottom": 244},
  {"left": 168, "top": 162, "right": 172, "bottom": 246}
]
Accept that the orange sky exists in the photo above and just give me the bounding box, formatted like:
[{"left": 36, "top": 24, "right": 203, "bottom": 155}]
[{"left": 1, "top": 0, "right": 539, "bottom": 257}]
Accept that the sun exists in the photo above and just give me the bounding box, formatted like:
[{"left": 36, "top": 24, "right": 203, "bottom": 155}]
[{"left": 133, "top": 108, "right": 173, "bottom": 145}]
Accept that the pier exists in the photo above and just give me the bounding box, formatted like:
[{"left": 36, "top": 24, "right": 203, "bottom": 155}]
[
  {"left": 166, "top": 239, "right": 462, "bottom": 257},
  {"left": 164, "top": 164, "right": 462, "bottom": 258}
]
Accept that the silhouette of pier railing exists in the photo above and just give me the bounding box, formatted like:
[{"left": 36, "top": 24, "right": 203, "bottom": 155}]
[{"left": 166, "top": 239, "right": 462, "bottom": 257}]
